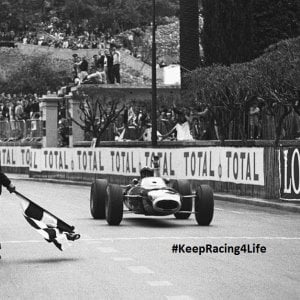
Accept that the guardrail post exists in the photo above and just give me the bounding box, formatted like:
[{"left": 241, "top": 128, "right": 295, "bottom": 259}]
[
  {"left": 40, "top": 94, "right": 60, "bottom": 147},
  {"left": 66, "top": 94, "right": 85, "bottom": 147}
]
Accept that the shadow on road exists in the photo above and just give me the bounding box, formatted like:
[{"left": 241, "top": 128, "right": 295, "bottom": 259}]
[
  {"left": 14, "top": 257, "right": 80, "bottom": 264},
  {"left": 123, "top": 217, "right": 194, "bottom": 228}
]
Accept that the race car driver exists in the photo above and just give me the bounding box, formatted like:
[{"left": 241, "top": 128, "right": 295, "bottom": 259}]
[{"left": 140, "top": 166, "right": 154, "bottom": 178}]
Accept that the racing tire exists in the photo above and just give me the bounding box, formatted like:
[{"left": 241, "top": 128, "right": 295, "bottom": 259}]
[
  {"left": 172, "top": 180, "right": 193, "bottom": 219},
  {"left": 195, "top": 185, "right": 214, "bottom": 226},
  {"left": 105, "top": 184, "right": 123, "bottom": 225},
  {"left": 90, "top": 179, "right": 108, "bottom": 219}
]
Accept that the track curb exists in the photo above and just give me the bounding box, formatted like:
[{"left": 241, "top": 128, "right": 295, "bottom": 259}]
[{"left": 214, "top": 193, "right": 300, "bottom": 213}]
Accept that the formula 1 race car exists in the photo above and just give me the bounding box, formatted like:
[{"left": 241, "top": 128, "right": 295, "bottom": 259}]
[{"left": 90, "top": 166, "right": 214, "bottom": 226}]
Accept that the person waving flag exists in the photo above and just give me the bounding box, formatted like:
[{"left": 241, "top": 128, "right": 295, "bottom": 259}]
[{"left": 15, "top": 190, "right": 80, "bottom": 251}]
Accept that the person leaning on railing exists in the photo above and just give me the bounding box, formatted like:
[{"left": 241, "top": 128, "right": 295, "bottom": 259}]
[{"left": 161, "top": 111, "right": 194, "bottom": 141}]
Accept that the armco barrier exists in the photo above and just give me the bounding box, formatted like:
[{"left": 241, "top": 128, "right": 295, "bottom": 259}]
[{"left": 1, "top": 140, "right": 294, "bottom": 201}]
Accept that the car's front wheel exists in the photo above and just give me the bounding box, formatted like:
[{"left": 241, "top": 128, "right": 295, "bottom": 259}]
[
  {"left": 90, "top": 179, "right": 108, "bottom": 219},
  {"left": 105, "top": 184, "right": 123, "bottom": 225},
  {"left": 172, "top": 180, "right": 193, "bottom": 219},
  {"left": 195, "top": 185, "right": 214, "bottom": 226}
]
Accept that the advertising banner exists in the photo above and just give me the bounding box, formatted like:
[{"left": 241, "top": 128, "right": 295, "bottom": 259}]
[
  {"left": 0, "top": 146, "right": 31, "bottom": 168},
  {"left": 279, "top": 147, "right": 300, "bottom": 201},
  {"left": 29, "top": 147, "right": 265, "bottom": 186}
]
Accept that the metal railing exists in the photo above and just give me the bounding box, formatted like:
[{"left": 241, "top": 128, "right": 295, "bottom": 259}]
[{"left": 0, "top": 119, "right": 43, "bottom": 141}]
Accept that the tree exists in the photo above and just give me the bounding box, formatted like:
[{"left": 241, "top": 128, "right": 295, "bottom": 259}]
[
  {"left": 253, "top": 38, "right": 300, "bottom": 144},
  {"left": 0, "top": 0, "right": 180, "bottom": 34},
  {"left": 62, "top": 0, "right": 97, "bottom": 26},
  {"left": 70, "top": 92, "right": 126, "bottom": 146},
  {"left": 201, "top": 0, "right": 253, "bottom": 65},
  {"left": 1, "top": 54, "right": 71, "bottom": 95},
  {"left": 201, "top": 0, "right": 300, "bottom": 66},
  {"left": 0, "top": 0, "right": 47, "bottom": 32},
  {"left": 251, "top": 0, "right": 300, "bottom": 59},
  {"left": 179, "top": 0, "right": 200, "bottom": 75},
  {"left": 187, "top": 37, "right": 300, "bottom": 144},
  {"left": 179, "top": 0, "right": 200, "bottom": 104}
]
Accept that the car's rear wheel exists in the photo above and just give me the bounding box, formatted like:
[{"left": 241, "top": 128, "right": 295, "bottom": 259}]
[
  {"left": 90, "top": 179, "right": 108, "bottom": 219},
  {"left": 105, "top": 184, "right": 123, "bottom": 225},
  {"left": 172, "top": 180, "right": 193, "bottom": 219},
  {"left": 195, "top": 185, "right": 214, "bottom": 226}
]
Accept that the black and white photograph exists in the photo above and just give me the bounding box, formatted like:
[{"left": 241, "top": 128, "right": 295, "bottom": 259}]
[{"left": 0, "top": 0, "right": 299, "bottom": 299}]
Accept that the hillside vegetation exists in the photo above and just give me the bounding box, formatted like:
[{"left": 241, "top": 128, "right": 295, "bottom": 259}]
[
  {"left": 0, "top": 0, "right": 179, "bottom": 34},
  {"left": 0, "top": 43, "right": 160, "bottom": 94},
  {"left": 187, "top": 36, "right": 300, "bottom": 143}
]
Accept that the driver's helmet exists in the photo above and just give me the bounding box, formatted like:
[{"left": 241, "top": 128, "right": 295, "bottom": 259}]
[{"left": 140, "top": 166, "right": 154, "bottom": 178}]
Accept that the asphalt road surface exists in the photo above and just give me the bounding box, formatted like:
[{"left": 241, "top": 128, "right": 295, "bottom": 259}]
[{"left": 0, "top": 180, "right": 299, "bottom": 300}]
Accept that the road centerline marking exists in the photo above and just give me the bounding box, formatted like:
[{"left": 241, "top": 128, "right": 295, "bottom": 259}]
[
  {"left": 97, "top": 247, "right": 118, "bottom": 253},
  {"left": 113, "top": 257, "right": 134, "bottom": 262},
  {"left": 166, "top": 296, "right": 193, "bottom": 300},
  {"left": 128, "top": 266, "right": 154, "bottom": 274},
  {"left": 147, "top": 281, "right": 173, "bottom": 287}
]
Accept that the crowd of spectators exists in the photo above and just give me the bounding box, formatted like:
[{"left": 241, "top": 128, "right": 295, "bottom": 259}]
[
  {"left": 0, "top": 90, "right": 216, "bottom": 143},
  {"left": 72, "top": 46, "right": 121, "bottom": 85},
  {"left": 109, "top": 103, "right": 217, "bottom": 142},
  {"left": 0, "top": 93, "right": 41, "bottom": 122},
  {"left": 0, "top": 90, "right": 268, "bottom": 144},
  {"left": 0, "top": 93, "right": 43, "bottom": 141},
  {"left": 1, "top": 18, "right": 119, "bottom": 51}
]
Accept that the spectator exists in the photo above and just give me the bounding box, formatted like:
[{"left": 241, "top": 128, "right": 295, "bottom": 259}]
[
  {"left": 191, "top": 117, "right": 202, "bottom": 140},
  {"left": 8, "top": 100, "right": 15, "bottom": 122},
  {"left": 138, "top": 121, "right": 162, "bottom": 142},
  {"left": 162, "top": 112, "right": 194, "bottom": 141},
  {"left": 195, "top": 105, "right": 213, "bottom": 140},
  {"left": 97, "top": 50, "right": 108, "bottom": 83},
  {"left": 72, "top": 71, "right": 81, "bottom": 86},
  {"left": 111, "top": 46, "right": 121, "bottom": 84},
  {"left": 2, "top": 101, "right": 10, "bottom": 120},
  {"left": 22, "top": 99, "right": 31, "bottom": 120},
  {"left": 158, "top": 111, "right": 171, "bottom": 135},
  {"left": 72, "top": 53, "right": 79, "bottom": 75},
  {"left": 14, "top": 100, "right": 24, "bottom": 120},
  {"left": 30, "top": 97, "right": 40, "bottom": 119},
  {"left": 62, "top": 38, "right": 69, "bottom": 48},
  {"left": 249, "top": 100, "right": 261, "bottom": 139},
  {"left": 85, "top": 54, "right": 106, "bottom": 84},
  {"left": 105, "top": 48, "right": 114, "bottom": 84},
  {"left": 58, "top": 118, "right": 69, "bottom": 147},
  {"left": 75, "top": 56, "right": 89, "bottom": 83}
]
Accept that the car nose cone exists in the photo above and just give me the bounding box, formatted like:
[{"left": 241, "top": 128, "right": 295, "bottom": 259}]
[{"left": 149, "top": 190, "right": 181, "bottom": 213}]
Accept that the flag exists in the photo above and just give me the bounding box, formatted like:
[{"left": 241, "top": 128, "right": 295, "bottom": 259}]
[{"left": 17, "top": 193, "right": 80, "bottom": 251}]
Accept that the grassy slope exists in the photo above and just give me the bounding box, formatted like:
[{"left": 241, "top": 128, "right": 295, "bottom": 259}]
[{"left": 0, "top": 43, "right": 162, "bottom": 85}]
